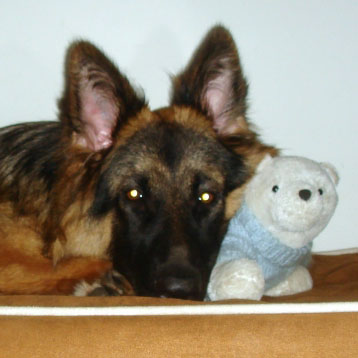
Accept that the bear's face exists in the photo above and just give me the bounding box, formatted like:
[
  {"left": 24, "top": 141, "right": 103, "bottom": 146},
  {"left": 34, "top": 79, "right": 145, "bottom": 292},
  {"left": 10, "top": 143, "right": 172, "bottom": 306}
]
[{"left": 245, "top": 156, "right": 338, "bottom": 248}]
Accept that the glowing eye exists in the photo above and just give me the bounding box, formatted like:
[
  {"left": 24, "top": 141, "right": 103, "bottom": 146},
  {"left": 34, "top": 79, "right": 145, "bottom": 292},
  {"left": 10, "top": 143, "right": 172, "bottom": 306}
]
[
  {"left": 127, "top": 189, "right": 143, "bottom": 201},
  {"left": 199, "top": 192, "right": 214, "bottom": 204}
]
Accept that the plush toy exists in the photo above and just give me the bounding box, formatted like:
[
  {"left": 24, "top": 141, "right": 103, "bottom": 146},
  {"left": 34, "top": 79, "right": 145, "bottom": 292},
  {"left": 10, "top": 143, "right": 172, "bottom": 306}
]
[{"left": 207, "top": 155, "right": 339, "bottom": 301}]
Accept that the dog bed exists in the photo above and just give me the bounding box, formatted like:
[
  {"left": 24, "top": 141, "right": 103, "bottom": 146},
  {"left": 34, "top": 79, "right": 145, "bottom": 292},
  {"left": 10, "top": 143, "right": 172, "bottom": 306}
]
[{"left": 1, "top": 250, "right": 357, "bottom": 357}]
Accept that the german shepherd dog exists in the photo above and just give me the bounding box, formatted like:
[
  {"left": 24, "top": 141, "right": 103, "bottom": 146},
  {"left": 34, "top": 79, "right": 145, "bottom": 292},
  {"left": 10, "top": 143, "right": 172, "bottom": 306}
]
[{"left": 0, "top": 26, "right": 276, "bottom": 300}]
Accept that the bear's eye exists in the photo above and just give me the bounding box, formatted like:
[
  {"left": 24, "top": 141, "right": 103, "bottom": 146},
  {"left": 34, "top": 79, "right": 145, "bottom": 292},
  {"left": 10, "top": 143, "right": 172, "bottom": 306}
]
[
  {"left": 318, "top": 189, "right": 324, "bottom": 195},
  {"left": 272, "top": 185, "right": 279, "bottom": 193}
]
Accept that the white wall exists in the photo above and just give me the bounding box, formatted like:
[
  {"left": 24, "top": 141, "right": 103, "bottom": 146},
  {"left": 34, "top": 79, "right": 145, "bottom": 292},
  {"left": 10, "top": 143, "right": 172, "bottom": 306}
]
[{"left": 0, "top": 0, "right": 357, "bottom": 252}]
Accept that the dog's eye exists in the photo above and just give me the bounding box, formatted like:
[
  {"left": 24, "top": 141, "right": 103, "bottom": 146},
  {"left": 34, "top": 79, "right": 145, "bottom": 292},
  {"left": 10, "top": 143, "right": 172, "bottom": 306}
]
[
  {"left": 272, "top": 185, "right": 279, "bottom": 193},
  {"left": 126, "top": 189, "right": 144, "bottom": 201},
  {"left": 318, "top": 189, "right": 324, "bottom": 195},
  {"left": 198, "top": 192, "right": 214, "bottom": 204}
]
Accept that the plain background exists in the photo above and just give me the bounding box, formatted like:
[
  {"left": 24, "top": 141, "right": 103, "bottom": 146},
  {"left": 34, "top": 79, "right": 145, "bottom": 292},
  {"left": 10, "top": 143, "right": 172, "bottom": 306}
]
[{"left": 0, "top": 1, "right": 356, "bottom": 252}]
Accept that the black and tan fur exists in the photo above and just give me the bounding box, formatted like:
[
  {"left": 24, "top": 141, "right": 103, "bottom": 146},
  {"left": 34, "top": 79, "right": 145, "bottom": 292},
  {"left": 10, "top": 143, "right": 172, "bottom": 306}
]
[{"left": 0, "top": 26, "right": 277, "bottom": 300}]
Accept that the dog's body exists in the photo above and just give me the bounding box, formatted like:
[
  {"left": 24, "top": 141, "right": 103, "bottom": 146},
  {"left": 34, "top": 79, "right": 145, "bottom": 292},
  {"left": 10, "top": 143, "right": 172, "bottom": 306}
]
[{"left": 0, "top": 26, "right": 276, "bottom": 300}]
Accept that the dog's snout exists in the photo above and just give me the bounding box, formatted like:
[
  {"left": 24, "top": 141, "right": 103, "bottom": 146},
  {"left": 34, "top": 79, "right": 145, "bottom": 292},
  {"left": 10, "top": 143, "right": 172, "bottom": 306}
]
[
  {"left": 154, "top": 266, "right": 202, "bottom": 300},
  {"left": 299, "top": 189, "right": 312, "bottom": 201},
  {"left": 156, "top": 276, "right": 197, "bottom": 299}
]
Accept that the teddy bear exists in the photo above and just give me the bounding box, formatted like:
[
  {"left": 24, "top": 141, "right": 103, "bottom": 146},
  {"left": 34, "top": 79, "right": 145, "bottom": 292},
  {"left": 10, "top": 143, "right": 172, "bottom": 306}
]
[{"left": 207, "top": 154, "right": 339, "bottom": 301}]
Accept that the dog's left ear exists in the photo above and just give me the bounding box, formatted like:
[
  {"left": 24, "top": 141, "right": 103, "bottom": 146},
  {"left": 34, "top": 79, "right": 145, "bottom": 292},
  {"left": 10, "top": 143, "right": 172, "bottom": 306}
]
[
  {"left": 171, "top": 26, "right": 249, "bottom": 137},
  {"left": 59, "top": 41, "right": 146, "bottom": 152}
]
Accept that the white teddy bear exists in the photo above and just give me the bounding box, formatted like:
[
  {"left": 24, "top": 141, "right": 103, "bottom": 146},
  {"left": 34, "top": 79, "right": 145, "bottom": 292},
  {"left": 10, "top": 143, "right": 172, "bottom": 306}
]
[{"left": 207, "top": 155, "right": 339, "bottom": 301}]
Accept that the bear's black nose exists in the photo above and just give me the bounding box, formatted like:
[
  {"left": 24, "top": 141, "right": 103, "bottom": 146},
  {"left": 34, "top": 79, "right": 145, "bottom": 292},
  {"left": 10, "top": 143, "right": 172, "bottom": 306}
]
[{"left": 299, "top": 189, "right": 312, "bottom": 201}]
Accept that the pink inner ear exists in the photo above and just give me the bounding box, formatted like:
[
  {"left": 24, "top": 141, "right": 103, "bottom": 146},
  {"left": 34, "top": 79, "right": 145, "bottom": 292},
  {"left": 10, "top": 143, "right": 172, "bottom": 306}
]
[
  {"left": 204, "top": 69, "right": 233, "bottom": 133},
  {"left": 78, "top": 83, "right": 119, "bottom": 151}
]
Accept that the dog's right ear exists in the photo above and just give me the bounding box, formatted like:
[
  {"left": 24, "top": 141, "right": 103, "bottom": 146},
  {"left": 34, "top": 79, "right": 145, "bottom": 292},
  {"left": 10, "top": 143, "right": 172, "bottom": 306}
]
[{"left": 58, "top": 41, "right": 146, "bottom": 152}]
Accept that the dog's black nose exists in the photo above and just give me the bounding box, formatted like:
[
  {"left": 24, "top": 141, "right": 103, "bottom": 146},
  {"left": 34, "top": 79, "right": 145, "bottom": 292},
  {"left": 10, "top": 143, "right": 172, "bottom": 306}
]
[
  {"left": 154, "top": 268, "right": 202, "bottom": 300},
  {"left": 299, "top": 189, "right": 312, "bottom": 201},
  {"left": 156, "top": 276, "right": 198, "bottom": 299}
]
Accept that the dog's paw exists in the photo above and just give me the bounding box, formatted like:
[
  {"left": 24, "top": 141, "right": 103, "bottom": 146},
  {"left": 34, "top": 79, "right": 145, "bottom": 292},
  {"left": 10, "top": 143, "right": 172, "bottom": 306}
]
[{"left": 73, "top": 270, "right": 135, "bottom": 297}]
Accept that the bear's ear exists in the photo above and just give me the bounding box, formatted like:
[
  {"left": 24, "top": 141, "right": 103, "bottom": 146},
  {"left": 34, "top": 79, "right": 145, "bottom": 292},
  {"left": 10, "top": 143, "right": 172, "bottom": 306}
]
[
  {"left": 170, "top": 25, "right": 249, "bottom": 138},
  {"left": 255, "top": 154, "right": 274, "bottom": 173},
  {"left": 320, "top": 162, "right": 339, "bottom": 185}
]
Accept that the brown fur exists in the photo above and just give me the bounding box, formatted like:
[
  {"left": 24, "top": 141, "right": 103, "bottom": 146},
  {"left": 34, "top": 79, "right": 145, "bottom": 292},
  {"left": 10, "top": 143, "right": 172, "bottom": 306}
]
[{"left": 0, "top": 25, "right": 277, "bottom": 299}]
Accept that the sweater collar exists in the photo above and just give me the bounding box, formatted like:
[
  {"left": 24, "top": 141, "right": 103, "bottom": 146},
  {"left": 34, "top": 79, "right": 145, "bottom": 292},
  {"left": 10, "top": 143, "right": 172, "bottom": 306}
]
[{"left": 230, "top": 202, "right": 312, "bottom": 266}]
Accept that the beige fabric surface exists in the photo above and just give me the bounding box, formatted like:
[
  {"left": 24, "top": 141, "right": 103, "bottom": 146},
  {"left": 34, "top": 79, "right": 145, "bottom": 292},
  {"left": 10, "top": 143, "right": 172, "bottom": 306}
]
[{"left": 1, "top": 253, "right": 357, "bottom": 357}]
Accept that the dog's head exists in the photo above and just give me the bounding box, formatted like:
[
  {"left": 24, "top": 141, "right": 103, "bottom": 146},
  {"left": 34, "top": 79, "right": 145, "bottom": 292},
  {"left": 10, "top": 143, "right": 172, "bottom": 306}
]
[{"left": 59, "top": 26, "right": 275, "bottom": 300}]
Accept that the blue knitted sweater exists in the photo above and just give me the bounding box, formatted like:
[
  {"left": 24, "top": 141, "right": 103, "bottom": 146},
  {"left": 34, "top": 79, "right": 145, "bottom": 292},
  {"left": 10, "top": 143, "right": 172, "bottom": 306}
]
[{"left": 217, "top": 202, "right": 312, "bottom": 290}]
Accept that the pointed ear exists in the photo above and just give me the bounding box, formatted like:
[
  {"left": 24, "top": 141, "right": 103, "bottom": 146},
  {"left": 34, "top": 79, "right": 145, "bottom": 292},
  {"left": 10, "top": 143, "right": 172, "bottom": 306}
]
[
  {"left": 170, "top": 25, "right": 249, "bottom": 137},
  {"left": 58, "top": 41, "right": 146, "bottom": 151}
]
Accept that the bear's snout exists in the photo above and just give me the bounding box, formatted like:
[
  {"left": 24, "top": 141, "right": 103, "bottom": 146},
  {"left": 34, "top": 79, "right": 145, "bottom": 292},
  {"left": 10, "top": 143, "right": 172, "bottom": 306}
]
[{"left": 299, "top": 189, "right": 312, "bottom": 201}]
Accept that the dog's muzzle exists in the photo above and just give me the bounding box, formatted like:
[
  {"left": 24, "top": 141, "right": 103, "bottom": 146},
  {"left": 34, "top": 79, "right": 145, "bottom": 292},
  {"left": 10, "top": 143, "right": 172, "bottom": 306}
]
[{"left": 152, "top": 263, "right": 203, "bottom": 300}]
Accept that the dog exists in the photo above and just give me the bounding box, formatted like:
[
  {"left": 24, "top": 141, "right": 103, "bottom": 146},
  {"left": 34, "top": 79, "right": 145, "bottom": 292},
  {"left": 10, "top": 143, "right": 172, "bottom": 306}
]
[{"left": 0, "top": 25, "right": 277, "bottom": 300}]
